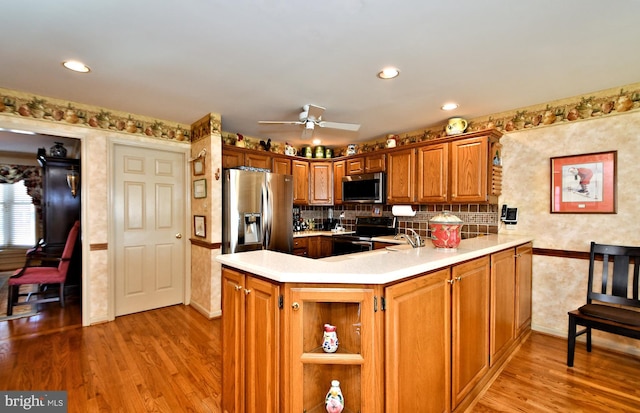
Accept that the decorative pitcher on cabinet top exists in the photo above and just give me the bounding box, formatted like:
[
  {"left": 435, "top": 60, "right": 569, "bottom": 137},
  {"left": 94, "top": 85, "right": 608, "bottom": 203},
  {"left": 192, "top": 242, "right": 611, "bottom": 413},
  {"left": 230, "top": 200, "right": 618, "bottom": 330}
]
[{"left": 445, "top": 117, "right": 468, "bottom": 135}]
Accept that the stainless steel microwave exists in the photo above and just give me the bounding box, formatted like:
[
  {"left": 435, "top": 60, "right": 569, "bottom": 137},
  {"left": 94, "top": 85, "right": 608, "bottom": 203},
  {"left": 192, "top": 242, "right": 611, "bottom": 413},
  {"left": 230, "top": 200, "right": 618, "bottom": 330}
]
[{"left": 342, "top": 172, "right": 386, "bottom": 204}]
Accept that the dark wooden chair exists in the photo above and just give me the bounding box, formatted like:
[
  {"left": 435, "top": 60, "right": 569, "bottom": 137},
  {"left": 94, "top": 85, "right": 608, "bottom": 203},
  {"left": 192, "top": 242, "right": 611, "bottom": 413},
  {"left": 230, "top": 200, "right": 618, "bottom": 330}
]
[
  {"left": 567, "top": 241, "right": 640, "bottom": 367},
  {"left": 6, "top": 220, "right": 80, "bottom": 316}
]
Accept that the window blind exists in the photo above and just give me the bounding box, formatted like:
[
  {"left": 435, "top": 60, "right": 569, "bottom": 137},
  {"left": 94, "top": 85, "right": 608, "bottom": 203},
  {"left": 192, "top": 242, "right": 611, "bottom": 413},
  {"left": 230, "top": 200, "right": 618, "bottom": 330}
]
[{"left": 0, "top": 182, "right": 36, "bottom": 247}]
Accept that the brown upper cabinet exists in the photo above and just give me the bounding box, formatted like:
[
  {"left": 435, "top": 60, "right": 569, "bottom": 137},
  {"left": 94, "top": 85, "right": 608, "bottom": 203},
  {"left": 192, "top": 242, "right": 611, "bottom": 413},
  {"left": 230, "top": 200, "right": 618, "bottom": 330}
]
[
  {"left": 333, "top": 160, "right": 346, "bottom": 205},
  {"left": 222, "top": 129, "right": 502, "bottom": 206},
  {"left": 347, "top": 153, "right": 386, "bottom": 175},
  {"left": 309, "top": 161, "right": 333, "bottom": 205},
  {"left": 272, "top": 157, "right": 291, "bottom": 175},
  {"left": 417, "top": 143, "right": 448, "bottom": 203},
  {"left": 292, "top": 159, "right": 309, "bottom": 205},
  {"left": 387, "top": 148, "right": 416, "bottom": 204}
]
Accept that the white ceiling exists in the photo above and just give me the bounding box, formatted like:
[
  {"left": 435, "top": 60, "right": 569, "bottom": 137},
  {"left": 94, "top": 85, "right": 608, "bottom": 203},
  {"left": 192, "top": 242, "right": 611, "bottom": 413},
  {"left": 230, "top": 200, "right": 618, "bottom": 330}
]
[{"left": 1, "top": 0, "right": 639, "bottom": 150}]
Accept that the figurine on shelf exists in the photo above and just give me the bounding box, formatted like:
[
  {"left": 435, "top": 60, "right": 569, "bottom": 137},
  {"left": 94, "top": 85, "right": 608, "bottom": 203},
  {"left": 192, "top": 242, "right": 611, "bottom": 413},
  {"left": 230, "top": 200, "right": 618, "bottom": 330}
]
[
  {"left": 322, "top": 324, "right": 339, "bottom": 353},
  {"left": 50, "top": 142, "right": 67, "bottom": 158},
  {"left": 325, "top": 380, "right": 344, "bottom": 413}
]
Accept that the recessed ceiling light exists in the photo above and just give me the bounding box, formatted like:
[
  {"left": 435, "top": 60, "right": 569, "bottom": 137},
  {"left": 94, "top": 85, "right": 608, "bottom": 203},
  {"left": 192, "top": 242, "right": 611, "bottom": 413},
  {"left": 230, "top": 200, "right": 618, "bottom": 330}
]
[
  {"left": 441, "top": 103, "right": 459, "bottom": 111},
  {"left": 62, "top": 60, "right": 91, "bottom": 73},
  {"left": 377, "top": 67, "right": 400, "bottom": 79}
]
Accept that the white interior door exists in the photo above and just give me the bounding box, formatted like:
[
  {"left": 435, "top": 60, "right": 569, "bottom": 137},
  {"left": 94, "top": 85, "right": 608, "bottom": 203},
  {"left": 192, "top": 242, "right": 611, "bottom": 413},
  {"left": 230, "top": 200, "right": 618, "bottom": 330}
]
[{"left": 113, "top": 144, "right": 186, "bottom": 316}]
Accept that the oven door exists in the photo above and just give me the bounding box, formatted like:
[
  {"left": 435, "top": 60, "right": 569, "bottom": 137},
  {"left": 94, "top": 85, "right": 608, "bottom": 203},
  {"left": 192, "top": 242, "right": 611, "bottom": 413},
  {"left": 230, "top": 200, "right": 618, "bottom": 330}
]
[{"left": 332, "top": 237, "right": 373, "bottom": 256}]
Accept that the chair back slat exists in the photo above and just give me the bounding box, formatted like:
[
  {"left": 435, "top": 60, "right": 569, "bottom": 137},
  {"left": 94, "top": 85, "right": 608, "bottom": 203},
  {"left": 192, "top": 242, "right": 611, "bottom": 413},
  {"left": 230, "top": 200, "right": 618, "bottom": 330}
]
[{"left": 587, "top": 242, "right": 640, "bottom": 310}]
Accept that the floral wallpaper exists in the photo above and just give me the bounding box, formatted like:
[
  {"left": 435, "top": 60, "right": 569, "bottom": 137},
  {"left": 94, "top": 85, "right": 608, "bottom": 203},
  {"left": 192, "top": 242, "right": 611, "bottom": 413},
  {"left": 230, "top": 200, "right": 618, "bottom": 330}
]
[{"left": 0, "top": 87, "right": 191, "bottom": 142}]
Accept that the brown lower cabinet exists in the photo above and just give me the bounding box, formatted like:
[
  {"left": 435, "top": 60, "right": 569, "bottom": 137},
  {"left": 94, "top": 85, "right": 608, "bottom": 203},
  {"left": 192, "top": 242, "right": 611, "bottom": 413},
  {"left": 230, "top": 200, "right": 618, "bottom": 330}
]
[
  {"left": 222, "top": 268, "right": 280, "bottom": 413},
  {"left": 221, "top": 243, "right": 532, "bottom": 413}
]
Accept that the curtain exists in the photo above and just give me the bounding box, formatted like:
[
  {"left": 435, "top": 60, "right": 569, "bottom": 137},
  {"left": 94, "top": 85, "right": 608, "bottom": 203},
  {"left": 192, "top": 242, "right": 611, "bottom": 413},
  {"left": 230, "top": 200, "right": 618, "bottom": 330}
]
[{"left": 0, "top": 165, "right": 43, "bottom": 212}]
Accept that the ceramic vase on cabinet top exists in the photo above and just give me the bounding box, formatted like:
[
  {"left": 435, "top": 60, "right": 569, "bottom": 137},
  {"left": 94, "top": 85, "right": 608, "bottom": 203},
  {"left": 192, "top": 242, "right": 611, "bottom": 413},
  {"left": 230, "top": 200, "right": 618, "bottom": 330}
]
[
  {"left": 325, "top": 380, "right": 344, "bottom": 413},
  {"left": 445, "top": 117, "right": 468, "bottom": 135},
  {"left": 50, "top": 142, "right": 67, "bottom": 158},
  {"left": 322, "top": 324, "right": 339, "bottom": 353}
]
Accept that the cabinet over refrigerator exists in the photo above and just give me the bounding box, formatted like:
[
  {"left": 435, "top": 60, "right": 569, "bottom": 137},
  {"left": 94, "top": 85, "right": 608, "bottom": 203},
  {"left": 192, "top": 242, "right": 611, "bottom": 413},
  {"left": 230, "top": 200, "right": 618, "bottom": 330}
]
[{"left": 223, "top": 168, "right": 293, "bottom": 254}]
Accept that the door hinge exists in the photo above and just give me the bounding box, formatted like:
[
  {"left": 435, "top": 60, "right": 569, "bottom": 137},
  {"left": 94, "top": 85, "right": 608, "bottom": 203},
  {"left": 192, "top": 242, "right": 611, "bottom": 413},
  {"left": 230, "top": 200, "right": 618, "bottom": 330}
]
[
  {"left": 278, "top": 295, "right": 284, "bottom": 309},
  {"left": 381, "top": 296, "right": 386, "bottom": 311}
]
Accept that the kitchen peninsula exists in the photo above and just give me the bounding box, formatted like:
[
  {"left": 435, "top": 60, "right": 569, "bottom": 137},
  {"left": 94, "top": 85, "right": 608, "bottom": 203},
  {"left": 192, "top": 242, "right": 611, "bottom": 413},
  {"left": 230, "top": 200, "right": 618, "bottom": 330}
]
[{"left": 217, "top": 234, "right": 533, "bottom": 413}]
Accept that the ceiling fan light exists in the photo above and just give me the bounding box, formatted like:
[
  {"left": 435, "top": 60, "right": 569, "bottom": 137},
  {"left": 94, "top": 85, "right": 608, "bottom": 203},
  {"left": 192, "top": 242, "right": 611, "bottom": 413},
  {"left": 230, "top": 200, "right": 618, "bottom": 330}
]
[
  {"left": 305, "top": 121, "right": 315, "bottom": 130},
  {"left": 377, "top": 67, "right": 400, "bottom": 79},
  {"left": 441, "top": 102, "right": 459, "bottom": 111},
  {"left": 63, "top": 60, "right": 91, "bottom": 73}
]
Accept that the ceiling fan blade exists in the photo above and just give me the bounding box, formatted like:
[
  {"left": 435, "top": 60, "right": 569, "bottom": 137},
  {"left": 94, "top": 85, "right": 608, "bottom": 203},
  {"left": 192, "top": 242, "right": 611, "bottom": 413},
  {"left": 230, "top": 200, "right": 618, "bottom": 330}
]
[
  {"left": 258, "top": 120, "right": 304, "bottom": 125},
  {"left": 306, "top": 104, "right": 325, "bottom": 121},
  {"left": 317, "top": 121, "right": 360, "bottom": 131}
]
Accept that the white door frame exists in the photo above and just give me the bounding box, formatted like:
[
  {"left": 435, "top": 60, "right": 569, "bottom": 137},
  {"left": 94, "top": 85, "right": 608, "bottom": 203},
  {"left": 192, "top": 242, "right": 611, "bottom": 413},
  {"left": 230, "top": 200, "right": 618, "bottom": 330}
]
[{"left": 107, "top": 137, "right": 191, "bottom": 321}]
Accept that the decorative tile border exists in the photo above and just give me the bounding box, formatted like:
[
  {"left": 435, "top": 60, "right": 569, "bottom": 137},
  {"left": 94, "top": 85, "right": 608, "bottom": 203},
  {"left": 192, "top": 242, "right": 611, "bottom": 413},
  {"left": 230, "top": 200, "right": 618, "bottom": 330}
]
[{"left": 0, "top": 87, "right": 192, "bottom": 142}]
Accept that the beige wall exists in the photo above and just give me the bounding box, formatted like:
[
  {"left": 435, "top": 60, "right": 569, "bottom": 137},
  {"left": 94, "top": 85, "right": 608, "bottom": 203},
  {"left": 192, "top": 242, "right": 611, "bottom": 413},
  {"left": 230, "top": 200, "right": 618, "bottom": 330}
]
[{"left": 500, "top": 110, "right": 640, "bottom": 354}]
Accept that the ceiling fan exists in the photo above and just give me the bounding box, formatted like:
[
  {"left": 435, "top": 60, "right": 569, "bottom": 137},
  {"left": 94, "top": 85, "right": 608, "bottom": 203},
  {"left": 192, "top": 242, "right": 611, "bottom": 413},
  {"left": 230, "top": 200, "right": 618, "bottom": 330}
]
[{"left": 259, "top": 104, "right": 360, "bottom": 139}]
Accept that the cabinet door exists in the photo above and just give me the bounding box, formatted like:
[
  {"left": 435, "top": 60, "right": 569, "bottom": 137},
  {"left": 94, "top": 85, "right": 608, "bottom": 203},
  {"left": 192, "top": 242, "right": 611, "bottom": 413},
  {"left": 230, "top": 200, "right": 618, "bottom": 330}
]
[
  {"left": 333, "top": 160, "right": 345, "bottom": 205},
  {"left": 245, "top": 152, "right": 271, "bottom": 169},
  {"left": 245, "top": 276, "right": 280, "bottom": 413},
  {"left": 365, "top": 154, "right": 386, "bottom": 172},
  {"left": 307, "top": 236, "right": 321, "bottom": 258},
  {"left": 417, "top": 143, "right": 448, "bottom": 203},
  {"left": 450, "top": 137, "right": 488, "bottom": 203},
  {"left": 288, "top": 286, "right": 379, "bottom": 413},
  {"left": 451, "top": 256, "right": 490, "bottom": 409},
  {"left": 490, "top": 249, "right": 516, "bottom": 366},
  {"left": 309, "top": 162, "right": 333, "bottom": 205},
  {"left": 292, "top": 160, "right": 309, "bottom": 205},
  {"left": 387, "top": 149, "right": 415, "bottom": 204},
  {"left": 222, "top": 268, "right": 246, "bottom": 413},
  {"left": 515, "top": 243, "right": 533, "bottom": 337},
  {"left": 346, "top": 157, "right": 365, "bottom": 175},
  {"left": 223, "top": 148, "right": 245, "bottom": 169},
  {"left": 272, "top": 157, "right": 291, "bottom": 175},
  {"left": 321, "top": 237, "right": 333, "bottom": 257},
  {"left": 385, "top": 268, "right": 451, "bottom": 413}
]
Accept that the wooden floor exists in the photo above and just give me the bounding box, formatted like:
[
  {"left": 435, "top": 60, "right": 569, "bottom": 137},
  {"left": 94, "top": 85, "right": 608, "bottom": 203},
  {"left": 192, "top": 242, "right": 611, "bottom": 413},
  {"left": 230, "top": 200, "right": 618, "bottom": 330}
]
[{"left": 1, "top": 304, "right": 639, "bottom": 413}]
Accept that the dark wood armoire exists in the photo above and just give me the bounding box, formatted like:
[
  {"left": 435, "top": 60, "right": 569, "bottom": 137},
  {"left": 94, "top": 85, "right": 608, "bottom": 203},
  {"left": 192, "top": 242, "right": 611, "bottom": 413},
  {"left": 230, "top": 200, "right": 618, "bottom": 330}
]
[{"left": 37, "top": 151, "right": 81, "bottom": 289}]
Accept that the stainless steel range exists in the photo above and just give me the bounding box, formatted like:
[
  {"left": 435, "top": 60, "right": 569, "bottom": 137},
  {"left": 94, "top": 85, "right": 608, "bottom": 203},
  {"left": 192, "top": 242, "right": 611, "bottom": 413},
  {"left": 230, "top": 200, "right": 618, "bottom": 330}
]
[{"left": 332, "top": 216, "right": 397, "bottom": 256}]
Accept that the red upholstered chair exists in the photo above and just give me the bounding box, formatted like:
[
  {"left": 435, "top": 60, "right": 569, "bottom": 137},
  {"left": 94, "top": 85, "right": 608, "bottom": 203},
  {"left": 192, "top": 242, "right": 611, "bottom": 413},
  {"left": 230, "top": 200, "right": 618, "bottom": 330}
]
[{"left": 6, "top": 220, "right": 80, "bottom": 316}]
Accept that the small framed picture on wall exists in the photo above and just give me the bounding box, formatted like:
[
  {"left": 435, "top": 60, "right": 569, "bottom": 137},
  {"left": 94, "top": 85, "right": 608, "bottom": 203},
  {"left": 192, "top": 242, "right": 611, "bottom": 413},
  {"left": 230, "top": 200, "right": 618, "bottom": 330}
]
[
  {"left": 193, "top": 179, "right": 207, "bottom": 199},
  {"left": 194, "top": 215, "right": 206, "bottom": 238},
  {"left": 192, "top": 157, "right": 205, "bottom": 176}
]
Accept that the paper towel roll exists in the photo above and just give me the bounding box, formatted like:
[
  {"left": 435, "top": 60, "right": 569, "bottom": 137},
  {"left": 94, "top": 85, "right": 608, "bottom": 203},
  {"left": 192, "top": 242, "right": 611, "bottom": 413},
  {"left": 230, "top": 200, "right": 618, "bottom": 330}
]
[{"left": 391, "top": 205, "right": 416, "bottom": 217}]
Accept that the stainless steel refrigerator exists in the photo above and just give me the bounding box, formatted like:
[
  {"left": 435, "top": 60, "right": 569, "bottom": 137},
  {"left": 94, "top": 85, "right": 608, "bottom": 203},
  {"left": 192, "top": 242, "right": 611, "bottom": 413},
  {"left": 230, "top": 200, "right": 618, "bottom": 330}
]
[{"left": 223, "top": 168, "right": 293, "bottom": 254}]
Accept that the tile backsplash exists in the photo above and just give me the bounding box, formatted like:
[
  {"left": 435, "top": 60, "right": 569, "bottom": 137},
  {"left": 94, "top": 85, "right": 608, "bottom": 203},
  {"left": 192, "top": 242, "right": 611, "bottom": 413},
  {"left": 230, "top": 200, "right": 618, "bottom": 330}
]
[{"left": 298, "top": 203, "right": 500, "bottom": 239}]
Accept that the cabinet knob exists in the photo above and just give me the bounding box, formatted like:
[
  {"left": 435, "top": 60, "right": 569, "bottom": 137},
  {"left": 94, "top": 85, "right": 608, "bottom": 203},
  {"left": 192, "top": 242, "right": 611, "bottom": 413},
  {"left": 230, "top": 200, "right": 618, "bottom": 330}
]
[
  {"left": 291, "top": 302, "right": 300, "bottom": 311},
  {"left": 447, "top": 279, "right": 455, "bottom": 285},
  {"left": 244, "top": 289, "right": 251, "bottom": 295},
  {"left": 234, "top": 285, "right": 242, "bottom": 291},
  {"left": 456, "top": 276, "right": 462, "bottom": 282}
]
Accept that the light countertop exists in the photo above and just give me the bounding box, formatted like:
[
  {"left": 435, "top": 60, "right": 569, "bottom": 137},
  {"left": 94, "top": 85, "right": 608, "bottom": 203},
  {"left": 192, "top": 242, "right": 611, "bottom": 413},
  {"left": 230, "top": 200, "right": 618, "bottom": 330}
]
[{"left": 216, "top": 234, "right": 533, "bottom": 285}]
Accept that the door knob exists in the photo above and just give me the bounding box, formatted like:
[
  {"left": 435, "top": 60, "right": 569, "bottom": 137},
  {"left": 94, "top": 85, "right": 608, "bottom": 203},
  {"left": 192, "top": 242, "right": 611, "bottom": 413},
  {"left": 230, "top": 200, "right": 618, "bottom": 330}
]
[{"left": 176, "top": 233, "right": 182, "bottom": 239}]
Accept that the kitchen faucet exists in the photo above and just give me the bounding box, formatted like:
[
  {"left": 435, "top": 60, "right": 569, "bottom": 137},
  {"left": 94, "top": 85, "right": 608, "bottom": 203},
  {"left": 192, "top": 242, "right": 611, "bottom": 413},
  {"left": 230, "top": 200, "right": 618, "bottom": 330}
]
[{"left": 395, "top": 229, "right": 424, "bottom": 248}]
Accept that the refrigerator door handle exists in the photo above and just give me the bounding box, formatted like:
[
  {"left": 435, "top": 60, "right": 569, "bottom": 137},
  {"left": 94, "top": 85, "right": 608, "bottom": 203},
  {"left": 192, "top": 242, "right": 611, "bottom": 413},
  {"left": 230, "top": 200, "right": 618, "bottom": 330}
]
[{"left": 262, "top": 179, "right": 270, "bottom": 249}]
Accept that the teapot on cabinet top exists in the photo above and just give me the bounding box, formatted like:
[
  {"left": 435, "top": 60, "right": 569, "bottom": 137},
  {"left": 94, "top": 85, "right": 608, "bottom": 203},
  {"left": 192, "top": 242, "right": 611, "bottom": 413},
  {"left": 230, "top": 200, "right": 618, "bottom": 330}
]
[{"left": 445, "top": 117, "right": 468, "bottom": 135}]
